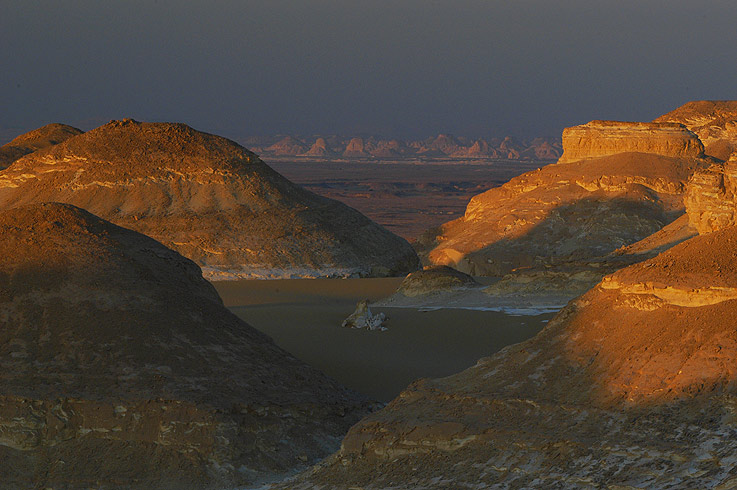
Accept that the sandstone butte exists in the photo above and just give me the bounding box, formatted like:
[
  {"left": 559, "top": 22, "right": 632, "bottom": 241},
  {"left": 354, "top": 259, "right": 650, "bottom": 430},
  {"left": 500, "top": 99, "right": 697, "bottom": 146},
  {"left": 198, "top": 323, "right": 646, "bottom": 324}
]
[
  {"left": 417, "top": 116, "right": 717, "bottom": 300},
  {"left": 0, "top": 202, "right": 372, "bottom": 490},
  {"left": 279, "top": 213, "right": 737, "bottom": 489},
  {"left": 0, "top": 123, "right": 82, "bottom": 170},
  {"left": 0, "top": 119, "right": 419, "bottom": 279},
  {"left": 655, "top": 100, "right": 737, "bottom": 161}
]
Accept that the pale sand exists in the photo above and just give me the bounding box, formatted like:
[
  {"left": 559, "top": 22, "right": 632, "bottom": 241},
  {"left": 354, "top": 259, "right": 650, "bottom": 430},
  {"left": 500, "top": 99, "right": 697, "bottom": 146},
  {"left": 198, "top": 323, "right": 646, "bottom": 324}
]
[{"left": 213, "top": 278, "right": 553, "bottom": 401}]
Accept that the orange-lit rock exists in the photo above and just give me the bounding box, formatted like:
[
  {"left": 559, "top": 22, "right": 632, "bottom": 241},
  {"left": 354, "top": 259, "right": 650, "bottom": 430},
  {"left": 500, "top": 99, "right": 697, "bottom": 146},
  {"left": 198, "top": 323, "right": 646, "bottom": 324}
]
[
  {"left": 558, "top": 120, "right": 704, "bottom": 163},
  {"left": 0, "top": 119, "right": 419, "bottom": 279},
  {"left": 655, "top": 100, "right": 737, "bottom": 160},
  {"left": 279, "top": 226, "right": 737, "bottom": 489},
  {"left": 0, "top": 123, "right": 82, "bottom": 169}
]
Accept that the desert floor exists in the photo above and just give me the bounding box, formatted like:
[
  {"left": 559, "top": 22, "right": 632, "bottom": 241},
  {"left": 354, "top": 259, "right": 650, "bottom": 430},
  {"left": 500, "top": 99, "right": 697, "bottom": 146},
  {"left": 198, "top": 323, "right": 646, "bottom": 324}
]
[{"left": 214, "top": 278, "right": 553, "bottom": 401}]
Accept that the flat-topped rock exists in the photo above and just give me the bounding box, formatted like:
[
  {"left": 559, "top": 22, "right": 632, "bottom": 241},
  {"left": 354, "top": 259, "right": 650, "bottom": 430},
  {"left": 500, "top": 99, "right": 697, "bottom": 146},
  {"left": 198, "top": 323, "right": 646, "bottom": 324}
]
[
  {"left": 0, "top": 119, "right": 419, "bottom": 279},
  {"left": 280, "top": 226, "right": 737, "bottom": 489},
  {"left": 0, "top": 123, "right": 82, "bottom": 169},
  {"left": 0, "top": 203, "right": 371, "bottom": 489},
  {"left": 558, "top": 120, "right": 704, "bottom": 163},
  {"left": 396, "top": 265, "right": 479, "bottom": 297}
]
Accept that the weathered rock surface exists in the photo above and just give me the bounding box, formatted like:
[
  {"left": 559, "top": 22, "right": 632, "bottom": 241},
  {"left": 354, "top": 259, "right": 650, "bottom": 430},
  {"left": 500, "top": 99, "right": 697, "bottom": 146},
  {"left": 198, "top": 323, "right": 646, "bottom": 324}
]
[
  {"left": 684, "top": 154, "right": 737, "bottom": 234},
  {"left": 0, "top": 119, "right": 419, "bottom": 279},
  {"left": 558, "top": 120, "right": 704, "bottom": 163},
  {"left": 0, "top": 203, "right": 371, "bottom": 490},
  {"left": 341, "top": 300, "right": 387, "bottom": 331},
  {"left": 0, "top": 123, "right": 82, "bottom": 169},
  {"left": 421, "top": 151, "right": 704, "bottom": 278},
  {"left": 395, "top": 265, "right": 478, "bottom": 297},
  {"left": 280, "top": 226, "right": 737, "bottom": 489},
  {"left": 655, "top": 100, "right": 737, "bottom": 161}
]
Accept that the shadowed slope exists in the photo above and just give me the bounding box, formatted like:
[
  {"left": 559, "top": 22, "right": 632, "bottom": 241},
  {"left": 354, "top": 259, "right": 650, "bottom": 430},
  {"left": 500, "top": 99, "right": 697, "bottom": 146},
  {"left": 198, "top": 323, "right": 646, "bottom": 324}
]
[
  {"left": 280, "top": 226, "right": 737, "bottom": 489},
  {"left": 0, "top": 203, "right": 371, "bottom": 489},
  {"left": 0, "top": 119, "right": 419, "bottom": 279},
  {"left": 0, "top": 123, "right": 82, "bottom": 169}
]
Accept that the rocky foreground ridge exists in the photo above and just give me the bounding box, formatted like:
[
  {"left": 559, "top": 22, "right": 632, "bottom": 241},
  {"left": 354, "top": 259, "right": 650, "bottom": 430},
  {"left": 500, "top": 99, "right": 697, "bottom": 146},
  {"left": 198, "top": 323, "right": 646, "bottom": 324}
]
[
  {"left": 0, "top": 203, "right": 372, "bottom": 489},
  {"left": 279, "top": 211, "right": 737, "bottom": 489},
  {"left": 0, "top": 119, "right": 419, "bottom": 279},
  {"left": 0, "top": 123, "right": 82, "bottom": 169}
]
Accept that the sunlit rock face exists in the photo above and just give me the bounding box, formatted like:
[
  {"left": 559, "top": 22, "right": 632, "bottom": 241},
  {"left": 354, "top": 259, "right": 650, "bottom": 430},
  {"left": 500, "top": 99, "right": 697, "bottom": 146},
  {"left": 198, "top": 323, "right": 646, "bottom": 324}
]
[
  {"left": 421, "top": 151, "right": 704, "bottom": 277},
  {"left": 0, "top": 203, "right": 371, "bottom": 490},
  {"left": 558, "top": 120, "right": 704, "bottom": 164},
  {"left": 279, "top": 226, "right": 737, "bottom": 489},
  {"left": 0, "top": 119, "right": 419, "bottom": 279},
  {"left": 655, "top": 100, "right": 737, "bottom": 161},
  {"left": 685, "top": 155, "right": 737, "bottom": 234},
  {"left": 0, "top": 123, "right": 82, "bottom": 169}
]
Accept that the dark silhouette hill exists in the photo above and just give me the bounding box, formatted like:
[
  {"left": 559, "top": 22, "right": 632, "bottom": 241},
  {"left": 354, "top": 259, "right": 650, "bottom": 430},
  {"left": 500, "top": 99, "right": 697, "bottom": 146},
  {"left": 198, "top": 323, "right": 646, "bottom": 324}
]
[{"left": 0, "top": 202, "right": 371, "bottom": 489}]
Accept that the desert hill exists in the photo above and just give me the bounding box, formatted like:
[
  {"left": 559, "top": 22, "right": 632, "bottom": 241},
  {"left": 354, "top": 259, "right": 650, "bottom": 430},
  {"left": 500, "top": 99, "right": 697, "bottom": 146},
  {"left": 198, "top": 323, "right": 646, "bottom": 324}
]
[
  {"left": 0, "top": 123, "right": 82, "bottom": 169},
  {"left": 655, "top": 100, "right": 737, "bottom": 160},
  {"left": 0, "top": 202, "right": 371, "bottom": 489},
  {"left": 414, "top": 119, "right": 709, "bottom": 302},
  {"left": 0, "top": 119, "right": 419, "bottom": 279},
  {"left": 279, "top": 223, "right": 737, "bottom": 489}
]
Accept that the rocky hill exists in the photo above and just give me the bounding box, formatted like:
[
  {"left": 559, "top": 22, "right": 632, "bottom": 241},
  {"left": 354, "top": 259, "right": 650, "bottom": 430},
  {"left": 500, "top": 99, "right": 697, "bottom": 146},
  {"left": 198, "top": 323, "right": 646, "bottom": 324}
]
[
  {"left": 655, "top": 100, "right": 737, "bottom": 160},
  {"left": 414, "top": 115, "right": 711, "bottom": 303},
  {"left": 0, "top": 119, "right": 419, "bottom": 279},
  {"left": 0, "top": 123, "right": 82, "bottom": 169},
  {"left": 278, "top": 221, "right": 737, "bottom": 489},
  {"left": 0, "top": 203, "right": 372, "bottom": 489}
]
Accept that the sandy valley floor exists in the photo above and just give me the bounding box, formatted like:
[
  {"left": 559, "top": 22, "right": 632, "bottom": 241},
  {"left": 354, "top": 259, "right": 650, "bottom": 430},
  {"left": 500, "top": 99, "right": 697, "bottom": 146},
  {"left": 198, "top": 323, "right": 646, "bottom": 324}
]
[{"left": 213, "top": 278, "right": 553, "bottom": 401}]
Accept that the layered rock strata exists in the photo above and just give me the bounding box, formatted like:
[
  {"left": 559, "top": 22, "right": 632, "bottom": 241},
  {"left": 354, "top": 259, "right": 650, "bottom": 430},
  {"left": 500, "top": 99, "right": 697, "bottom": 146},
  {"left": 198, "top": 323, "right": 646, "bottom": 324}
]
[
  {"left": 280, "top": 225, "right": 737, "bottom": 489},
  {"left": 558, "top": 120, "right": 704, "bottom": 163},
  {"left": 0, "top": 203, "right": 371, "bottom": 490},
  {"left": 655, "top": 100, "right": 737, "bottom": 161},
  {"left": 684, "top": 154, "right": 737, "bottom": 234},
  {"left": 0, "top": 119, "right": 419, "bottom": 279},
  {"left": 0, "top": 123, "right": 82, "bottom": 169}
]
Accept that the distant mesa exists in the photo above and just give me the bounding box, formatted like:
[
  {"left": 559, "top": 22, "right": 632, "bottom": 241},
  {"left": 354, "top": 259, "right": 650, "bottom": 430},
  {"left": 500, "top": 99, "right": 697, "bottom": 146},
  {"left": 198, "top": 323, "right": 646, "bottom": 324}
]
[
  {"left": 304, "top": 137, "right": 336, "bottom": 157},
  {"left": 0, "top": 119, "right": 419, "bottom": 279},
  {"left": 655, "top": 100, "right": 737, "bottom": 161},
  {"left": 343, "top": 137, "right": 371, "bottom": 158},
  {"left": 266, "top": 135, "right": 308, "bottom": 155},
  {"left": 0, "top": 202, "right": 371, "bottom": 489},
  {"left": 558, "top": 120, "right": 704, "bottom": 163},
  {"left": 0, "top": 123, "right": 82, "bottom": 169},
  {"left": 283, "top": 224, "right": 737, "bottom": 489}
]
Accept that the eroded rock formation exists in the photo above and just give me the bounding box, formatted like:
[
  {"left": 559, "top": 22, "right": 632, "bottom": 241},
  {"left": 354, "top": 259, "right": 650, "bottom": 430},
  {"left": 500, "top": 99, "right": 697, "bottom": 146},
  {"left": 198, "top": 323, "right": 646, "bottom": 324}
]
[
  {"left": 0, "top": 119, "right": 419, "bottom": 279},
  {"left": 684, "top": 154, "right": 737, "bottom": 234},
  {"left": 0, "top": 203, "right": 371, "bottom": 489},
  {"left": 0, "top": 123, "right": 82, "bottom": 169},
  {"left": 655, "top": 100, "right": 737, "bottom": 160},
  {"left": 558, "top": 120, "right": 704, "bottom": 163},
  {"left": 279, "top": 225, "right": 737, "bottom": 489}
]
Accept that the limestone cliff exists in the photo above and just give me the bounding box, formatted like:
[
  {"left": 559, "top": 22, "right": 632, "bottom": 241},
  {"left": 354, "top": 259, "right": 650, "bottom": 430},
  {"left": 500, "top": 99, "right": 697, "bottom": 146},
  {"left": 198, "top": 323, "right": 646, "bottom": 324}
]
[
  {"left": 0, "top": 123, "right": 82, "bottom": 169},
  {"left": 0, "top": 203, "right": 371, "bottom": 489},
  {"left": 655, "top": 100, "right": 737, "bottom": 160},
  {"left": 684, "top": 155, "right": 737, "bottom": 234},
  {"left": 279, "top": 226, "right": 737, "bottom": 489},
  {"left": 558, "top": 120, "right": 704, "bottom": 163},
  {"left": 0, "top": 119, "right": 419, "bottom": 279}
]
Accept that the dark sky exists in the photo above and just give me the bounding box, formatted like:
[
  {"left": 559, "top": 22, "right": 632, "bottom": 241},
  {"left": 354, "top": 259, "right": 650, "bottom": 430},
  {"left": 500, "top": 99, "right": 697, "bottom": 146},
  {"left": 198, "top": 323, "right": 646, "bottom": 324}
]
[{"left": 2, "top": 1, "right": 736, "bottom": 140}]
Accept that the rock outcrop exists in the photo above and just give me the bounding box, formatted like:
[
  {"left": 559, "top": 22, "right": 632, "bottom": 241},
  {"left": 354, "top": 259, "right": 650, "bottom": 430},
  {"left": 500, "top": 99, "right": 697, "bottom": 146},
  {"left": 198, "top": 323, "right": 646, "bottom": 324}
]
[
  {"left": 265, "top": 135, "right": 308, "bottom": 155},
  {"left": 304, "top": 137, "right": 335, "bottom": 157},
  {"left": 395, "top": 265, "right": 478, "bottom": 297},
  {"left": 655, "top": 100, "right": 737, "bottom": 161},
  {"left": 422, "top": 151, "right": 704, "bottom": 277},
  {"left": 0, "top": 123, "right": 82, "bottom": 169},
  {"left": 684, "top": 154, "right": 737, "bottom": 234},
  {"left": 558, "top": 120, "right": 704, "bottom": 163},
  {"left": 0, "top": 203, "right": 371, "bottom": 490},
  {"left": 0, "top": 119, "right": 419, "bottom": 279},
  {"left": 279, "top": 225, "right": 737, "bottom": 489}
]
